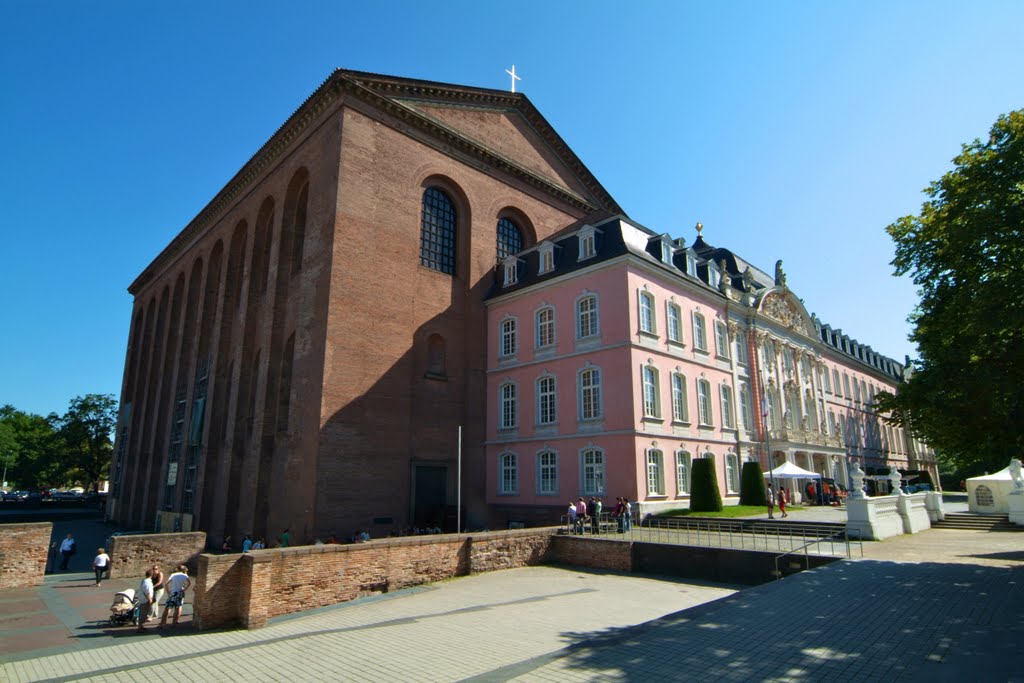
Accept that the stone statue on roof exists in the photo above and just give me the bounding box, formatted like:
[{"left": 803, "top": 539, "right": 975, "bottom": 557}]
[
  {"left": 742, "top": 266, "right": 753, "bottom": 290},
  {"left": 718, "top": 259, "right": 729, "bottom": 293},
  {"left": 774, "top": 260, "right": 787, "bottom": 288}
]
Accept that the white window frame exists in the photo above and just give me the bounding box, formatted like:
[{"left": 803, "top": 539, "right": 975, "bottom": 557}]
[
  {"left": 697, "top": 379, "right": 713, "bottom": 426},
  {"left": 576, "top": 294, "right": 599, "bottom": 340},
  {"left": 714, "top": 320, "right": 730, "bottom": 359},
  {"left": 638, "top": 290, "right": 656, "bottom": 335},
  {"left": 642, "top": 364, "right": 661, "bottom": 419},
  {"left": 823, "top": 366, "right": 832, "bottom": 393},
  {"left": 500, "top": 317, "right": 517, "bottom": 358},
  {"left": 538, "top": 243, "right": 554, "bottom": 274},
  {"left": 725, "top": 452, "right": 739, "bottom": 493},
  {"left": 735, "top": 334, "right": 748, "bottom": 366},
  {"left": 535, "top": 306, "right": 555, "bottom": 349},
  {"left": 579, "top": 366, "right": 602, "bottom": 420},
  {"left": 720, "top": 384, "right": 735, "bottom": 429},
  {"left": 536, "top": 450, "right": 558, "bottom": 495},
  {"left": 675, "top": 450, "right": 691, "bottom": 495},
  {"left": 536, "top": 375, "right": 557, "bottom": 426},
  {"left": 660, "top": 241, "right": 673, "bottom": 264},
  {"left": 581, "top": 447, "right": 605, "bottom": 495},
  {"left": 666, "top": 301, "right": 683, "bottom": 344},
  {"left": 647, "top": 448, "right": 665, "bottom": 496},
  {"left": 499, "top": 381, "right": 517, "bottom": 430},
  {"left": 671, "top": 372, "right": 689, "bottom": 423},
  {"left": 502, "top": 257, "right": 518, "bottom": 286},
  {"left": 739, "top": 382, "right": 753, "bottom": 431},
  {"left": 692, "top": 312, "right": 708, "bottom": 352},
  {"left": 833, "top": 369, "right": 842, "bottom": 397},
  {"left": 578, "top": 227, "right": 596, "bottom": 260},
  {"left": 499, "top": 451, "right": 518, "bottom": 495}
]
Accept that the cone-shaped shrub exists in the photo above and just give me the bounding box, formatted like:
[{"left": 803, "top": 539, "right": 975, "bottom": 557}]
[
  {"left": 689, "top": 456, "right": 723, "bottom": 512},
  {"left": 739, "top": 460, "right": 767, "bottom": 506}
]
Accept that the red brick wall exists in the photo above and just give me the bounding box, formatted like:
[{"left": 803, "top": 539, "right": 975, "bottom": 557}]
[
  {"left": 0, "top": 522, "right": 51, "bottom": 589},
  {"left": 548, "top": 536, "right": 634, "bottom": 572},
  {"left": 106, "top": 532, "right": 206, "bottom": 579},
  {"left": 193, "top": 552, "right": 246, "bottom": 630}
]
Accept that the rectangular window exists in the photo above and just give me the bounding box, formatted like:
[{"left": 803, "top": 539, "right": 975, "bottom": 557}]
[
  {"left": 580, "top": 368, "right": 601, "bottom": 420},
  {"left": 667, "top": 303, "right": 683, "bottom": 343},
  {"left": 539, "top": 247, "right": 554, "bottom": 274},
  {"left": 714, "top": 321, "right": 730, "bottom": 358},
  {"left": 537, "top": 451, "right": 557, "bottom": 495},
  {"left": 577, "top": 296, "right": 599, "bottom": 339},
  {"left": 500, "top": 383, "right": 516, "bottom": 430},
  {"left": 720, "top": 385, "right": 735, "bottom": 429},
  {"left": 582, "top": 449, "right": 605, "bottom": 494},
  {"left": 503, "top": 261, "right": 517, "bottom": 286},
  {"left": 647, "top": 450, "right": 665, "bottom": 495},
  {"left": 500, "top": 318, "right": 516, "bottom": 357},
  {"left": 579, "top": 233, "right": 596, "bottom": 259},
  {"left": 675, "top": 451, "right": 690, "bottom": 494},
  {"left": 833, "top": 369, "right": 842, "bottom": 397},
  {"left": 693, "top": 313, "right": 708, "bottom": 351},
  {"left": 499, "top": 453, "right": 517, "bottom": 495},
  {"left": 735, "top": 335, "right": 748, "bottom": 365},
  {"left": 672, "top": 373, "right": 688, "bottom": 422},
  {"left": 537, "top": 376, "right": 556, "bottom": 425},
  {"left": 823, "top": 367, "right": 832, "bottom": 393},
  {"left": 639, "top": 291, "right": 656, "bottom": 334},
  {"left": 739, "top": 383, "right": 753, "bottom": 430},
  {"left": 843, "top": 374, "right": 852, "bottom": 399},
  {"left": 853, "top": 378, "right": 861, "bottom": 403},
  {"left": 643, "top": 366, "right": 660, "bottom": 418},
  {"left": 697, "top": 380, "right": 713, "bottom": 426},
  {"left": 536, "top": 308, "right": 555, "bottom": 348},
  {"left": 661, "top": 242, "right": 673, "bottom": 263}
]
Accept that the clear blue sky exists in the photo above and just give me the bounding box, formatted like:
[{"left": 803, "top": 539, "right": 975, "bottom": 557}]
[{"left": 1, "top": 1, "right": 1021, "bottom": 417}]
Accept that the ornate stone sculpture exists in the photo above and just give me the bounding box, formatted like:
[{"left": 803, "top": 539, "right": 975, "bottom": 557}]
[
  {"left": 742, "top": 266, "right": 753, "bottom": 290},
  {"left": 774, "top": 260, "right": 787, "bottom": 287},
  {"left": 1009, "top": 457, "right": 1024, "bottom": 493},
  {"left": 849, "top": 460, "right": 866, "bottom": 499},
  {"left": 889, "top": 465, "right": 904, "bottom": 495}
]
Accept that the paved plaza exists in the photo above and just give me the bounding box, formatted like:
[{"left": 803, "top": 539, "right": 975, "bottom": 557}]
[{"left": 2, "top": 503, "right": 1023, "bottom": 681}]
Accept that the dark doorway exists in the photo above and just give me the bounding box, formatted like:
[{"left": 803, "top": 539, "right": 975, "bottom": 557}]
[{"left": 413, "top": 465, "right": 447, "bottom": 529}]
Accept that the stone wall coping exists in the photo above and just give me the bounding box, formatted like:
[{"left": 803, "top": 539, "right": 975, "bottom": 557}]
[{"left": 1, "top": 522, "right": 54, "bottom": 531}]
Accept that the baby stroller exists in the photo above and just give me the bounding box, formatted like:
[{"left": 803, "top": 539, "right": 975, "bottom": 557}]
[{"left": 109, "top": 588, "right": 139, "bottom": 627}]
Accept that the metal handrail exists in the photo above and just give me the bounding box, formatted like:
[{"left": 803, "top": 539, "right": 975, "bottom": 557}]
[{"left": 772, "top": 527, "right": 862, "bottom": 579}]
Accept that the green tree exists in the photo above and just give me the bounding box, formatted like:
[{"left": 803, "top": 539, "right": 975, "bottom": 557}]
[
  {"left": 739, "top": 460, "right": 767, "bottom": 506},
  {"left": 880, "top": 109, "right": 1024, "bottom": 475},
  {"left": 54, "top": 394, "right": 118, "bottom": 493},
  {"left": 0, "top": 405, "right": 61, "bottom": 489},
  {"left": 689, "top": 456, "right": 723, "bottom": 512}
]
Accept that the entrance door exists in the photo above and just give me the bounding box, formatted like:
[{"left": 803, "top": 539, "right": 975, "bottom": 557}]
[{"left": 413, "top": 466, "right": 447, "bottom": 529}]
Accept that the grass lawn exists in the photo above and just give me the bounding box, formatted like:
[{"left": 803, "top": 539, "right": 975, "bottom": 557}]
[{"left": 656, "top": 505, "right": 808, "bottom": 518}]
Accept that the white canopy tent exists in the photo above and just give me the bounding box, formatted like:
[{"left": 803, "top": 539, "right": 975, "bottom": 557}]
[
  {"left": 763, "top": 461, "right": 823, "bottom": 479},
  {"left": 967, "top": 467, "right": 1018, "bottom": 514}
]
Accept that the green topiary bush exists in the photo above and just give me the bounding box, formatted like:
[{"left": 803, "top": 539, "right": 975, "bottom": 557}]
[
  {"left": 739, "top": 460, "right": 767, "bottom": 506},
  {"left": 689, "top": 456, "right": 723, "bottom": 512}
]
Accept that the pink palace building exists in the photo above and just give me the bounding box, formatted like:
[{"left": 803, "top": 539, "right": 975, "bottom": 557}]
[{"left": 484, "top": 214, "right": 937, "bottom": 525}]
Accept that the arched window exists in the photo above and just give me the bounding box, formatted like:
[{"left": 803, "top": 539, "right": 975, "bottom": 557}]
[
  {"left": 499, "top": 382, "right": 517, "bottom": 430},
  {"left": 666, "top": 301, "right": 683, "bottom": 343},
  {"left": 725, "top": 451, "right": 739, "bottom": 493},
  {"left": 692, "top": 312, "right": 708, "bottom": 351},
  {"left": 500, "top": 317, "right": 517, "bottom": 358},
  {"left": 720, "top": 384, "right": 735, "bottom": 429},
  {"left": 577, "top": 294, "right": 599, "bottom": 339},
  {"left": 536, "top": 450, "right": 558, "bottom": 495},
  {"left": 536, "top": 375, "right": 557, "bottom": 425},
  {"left": 579, "top": 367, "right": 602, "bottom": 420},
  {"left": 420, "top": 187, "right": 457, "bottom": 274},
  {"left": 647, "top": 448, "right": 665, "bottom": 495},
  {"left": 499, "top": 452, "right": 518, "bottom": 495},
  {"left": 739, "top": 382, "right": 753, "bottom": 431},
  {"left": 671, "top": 373, "right": 688, "bottom": 423},
  {"left": 536, "top": 306, "right": 555, "bottom": 348},
  {"left": 496, "top": 217, "right": 524, "bottom": 261},
  {"left": 697, "top": 379, "right": 713, "bottom": 426},
  {"left": 581, "top": 447, "right": 605, "bottom": 494},
  {"left": 642, "top": 364, "right": 660, "bottom": 418},
  {"left": 638, "top": 290, "right": 656, "bottom": 334},
  {"left": 675, "top": 450, "right": 691, "bottom": 494}
]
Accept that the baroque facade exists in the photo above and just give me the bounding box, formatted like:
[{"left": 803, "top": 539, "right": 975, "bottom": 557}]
[{"left": 484, "top": 216, "right": 936, "bottom": 523}]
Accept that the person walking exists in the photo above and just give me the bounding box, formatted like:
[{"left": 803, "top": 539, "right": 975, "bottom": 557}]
[
  {"left": 159, "top": 565, "right": 192, "bottom": 628},
  {"left": 766, "top": 483, "right": 776, "bottom": 519},
  {"left": 92, "top": 547, "right": 110, "bottom": 587},
  {"left": 136, "top": 570, "right": 155, "bottom": 633},
  {"left": 58, "top": 533, "right": 76, "bottom": 570},
  {"left": 566, "top": 501, "right": 578, "bottom": 534},
  {"left": 779, "top": 486, "right": 789, "bottom": 518},
  {"left": 150, "top": 564, "right": 166, "bottom": 621}
]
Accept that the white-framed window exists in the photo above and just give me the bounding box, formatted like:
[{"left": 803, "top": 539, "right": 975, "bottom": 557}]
[
  {"left": 499, "top": 451, "right": 518, "bottom": 495},
  {"left": 536, "top": 375, "right": 557, "bottom": 425},
  {"left": 739, "top": 382, "right": 753, "bottom": 431},
  {"left": 800, "top": 355, "right": 811, "bottom": 381},
  {"left": 692, "top": 312, "right": 708, "bottom": 352},
  {"left": 642, "top": 364, "right": 661, "bottom": 418},
  {"left": 500, "top": 317, "right": 517, "bottom": 357},
  {"left": 660, "top": 241, "right": 673, "bottom": 264},
  {"left": 697, "top": 379, "right": 713, "bottom": 426},
  {"left": 535, "top": 306, "right": 555, "bottom": 349},
  {"left": 538, "top": 243, "right": 554, "bottom": 274},
  {"left": 579, "top": 366, "right": 602, "bottom": 420},
  {"left": 833, "top": 369, "right": 842, "bottom": 397},
  {"left": 720, "top": 384, "right": 735, "bottom": 429},
  {"left": 735, "top": 334, "right": 748, "bottom": 365},
  {"left": 714, "top": 320, "right": 730, "bottom": 358},
  {"left": 536, "top": 450, "right": 557, "bottom": 495},
  {"left": 666, "top": 301, "right": 683, "bottom": 344},
  {"left": 503, "top": 257, "right": 518, "bottom": 286},
  {"left": 675, "top": 450, "right": 691, "bottom": 495},
  {"left": 725, "top": 451, "right": 739, "bottom": 493},
  {"left": 860, "top": 379, "right": 867, "bottom": 404},
  {"left": 708, "top": 262, "right": 721, "bottom": 288},
  {"left": 671, "top": 373, "right": 688, "bottom": 423},
  {"left": 639, "top": 290, "right": 656, "bottom": 335},
  {"left": 823, "top": 366, "right": 832, "bottom": 393},
  {"left": 686, "top": 252, "right": 697, "bottom": 276},
  {"left": 843, "top": 373, "right": 852, "bottom": 399},
  {"left": 829, "top": 409, "right": 838, "bottom": 436},
  {"left": 767, "top": 388, "right": 781, "bottom": 430},
  {"left": 647, "top": 448, "right": 665, "bottom": 495},
  {"left": 577, "top": 294, "right": 599, "bottom": 339},
  {"left": 783, "top": 348, "right": 795, "bottom": 376},
  {"left": 499, "top": 382, "right": 517, "bottom": 430},
  {"left": 785, "top": 387, "right": 799, "bottom": 429},
  {"left": 581, "top": 447, "right": 605, "bottom": 495},
  {"left": 763, "top": 341, "right": 775, "bottom": 368},
  {"left": 578, "top": 227, "right": 596, "bottom": 260},
  {"left": 853, "top": 378, "right": 862, "bottom": 403}
]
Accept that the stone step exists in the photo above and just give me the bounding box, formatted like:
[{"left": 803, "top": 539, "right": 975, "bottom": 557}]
[{"left": 932, "top": 513, "right": 1022, "bottom": 531}]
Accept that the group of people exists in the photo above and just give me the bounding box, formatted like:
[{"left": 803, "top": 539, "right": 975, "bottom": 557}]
[
  {"left": 765, "top": 483, "right": 790, "bottom": 519},
  {"left": 566, "top": 496, "right": 633, "bottom": 534},
  {"left": 135, "top": 563, "right": 192, "bottom": 632}
]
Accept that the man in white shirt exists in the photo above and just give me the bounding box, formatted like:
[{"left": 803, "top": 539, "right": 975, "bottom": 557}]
[
  {"left": 137, "top": 570, "right": 155, "bottom": 633},
  {"left": 58, "top": 533, "right": 76, "bottom": 571},
  {"left": 160, "top": 565, "right": 192, "bottom": 628}
]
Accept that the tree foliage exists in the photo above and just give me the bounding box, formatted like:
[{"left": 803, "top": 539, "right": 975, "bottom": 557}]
[
  {"left": 739, "top": 460, "right": 767, "bottom": 506},
  {"left": 880, "top": 109, "right": 1024, "bottom": 475},
  {"left": 689, "top": 456, "right": 723, "bottom": 512},
  {"left": 53, "top": 394, "right": 118, "bottom": 493}
]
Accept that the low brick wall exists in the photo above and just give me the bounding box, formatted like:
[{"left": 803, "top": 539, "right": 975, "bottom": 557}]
[
  {"left": 548, "top": 535, "right": 633, "bottom": 572},
  {"left": 106, "top": 531, "right": 206, "bottom": 579},
  {"left": 194, "top": 528, "right": 558, "bottom": 629},
  {"left": 0, "top": 522, "right": 51, "bottom": 589}
]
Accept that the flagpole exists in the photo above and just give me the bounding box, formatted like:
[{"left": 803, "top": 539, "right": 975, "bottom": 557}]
[{"left": 457, "top": 425, "right": 462, "bottom": 535}]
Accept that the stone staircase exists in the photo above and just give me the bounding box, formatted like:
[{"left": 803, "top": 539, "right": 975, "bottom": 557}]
[{"left": 931, "top": 512, "right": 1022, "bottom": 531}]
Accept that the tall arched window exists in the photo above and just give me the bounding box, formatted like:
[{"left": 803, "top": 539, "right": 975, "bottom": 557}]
[
  {"left": 496, "top": 217, "right": 524, "bottom": 261},
  {"left": 675, "top": 450, "right": 691, "bottom": 494},
  {"left": 499, "top": 452, "right": 518, "bottom": 495},
  {"left": 420, "top": 187, "right": 457, "bottom": 274}
]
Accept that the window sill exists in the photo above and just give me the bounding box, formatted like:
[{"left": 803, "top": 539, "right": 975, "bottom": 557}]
[
  {"left": 646, "top": 494, "right": 667, "bottom": 499},
  {"left": 642, "top": 415, "right": 664, "bottom": 424},
  {"left": 638, "top": 329, "right": 659, "bottom": 340},
  {"left": 693, "top": 347, "right": 710, "bottom": 356},
  {"left": 667, "top": 339, "right": 686, "bottom": 350},
  {"left": 715, "top": 354, "right": 731, "bottom": 362},
  {"left": 697, "top": 423, "right": 715, "bottom": 430},
  {"left": 424, "top": 371, "right": 448, "bottom": 382},
  {"left": 497, "top": 492, "right": 518, "bottom": 497},
  {"left": 671, "top": 420, "right": 691, "bottom": 427}
]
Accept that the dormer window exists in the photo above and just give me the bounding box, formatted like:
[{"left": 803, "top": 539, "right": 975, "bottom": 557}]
[
  {"left": 578, "top": 227, "right": 596, "bottom": 260},
  {"left": 709, "top": 262, "right": 721, "bottom": 288},
  {"left": 503, "top": 257, "right": 519, "bottom": 286},
  {"left": 660, "top": 241, "right": 673, "bottom": 264},
  {"left": 686, "top": 252, "right": 697, "bottom": 277},
  {"left": 538, "top": 243, "right": 554, "bottom": 274}
]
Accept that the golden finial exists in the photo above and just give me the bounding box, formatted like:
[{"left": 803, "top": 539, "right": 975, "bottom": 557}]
[{"left": 696, "top": 221, "right": 703, "bottom": 236}]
